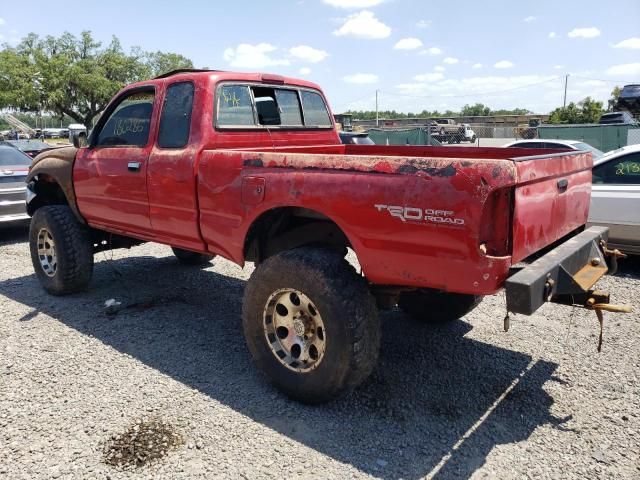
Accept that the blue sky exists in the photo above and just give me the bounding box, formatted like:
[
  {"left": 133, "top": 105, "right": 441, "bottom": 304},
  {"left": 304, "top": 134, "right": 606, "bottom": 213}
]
[{"left": 1, "top": 0, "right": 639, "bottom": 114}]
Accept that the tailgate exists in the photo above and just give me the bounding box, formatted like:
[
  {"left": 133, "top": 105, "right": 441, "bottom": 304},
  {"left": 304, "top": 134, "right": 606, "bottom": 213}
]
[{"left": 511, "top": 151, "right": 593, "bottom": 263}]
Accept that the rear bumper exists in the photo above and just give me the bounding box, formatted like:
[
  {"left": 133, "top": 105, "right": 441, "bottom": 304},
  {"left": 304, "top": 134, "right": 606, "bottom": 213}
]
[{"left": 505, "top": 226, "right": 610, "bottom": 315}]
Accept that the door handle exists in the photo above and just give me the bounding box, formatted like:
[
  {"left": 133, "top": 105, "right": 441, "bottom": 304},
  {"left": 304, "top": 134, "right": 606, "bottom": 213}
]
[{"left": 128, "top": 162, "right": 141, "bottom": 172}]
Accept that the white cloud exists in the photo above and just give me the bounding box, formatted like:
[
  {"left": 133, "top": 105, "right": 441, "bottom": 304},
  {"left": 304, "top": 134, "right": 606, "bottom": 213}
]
[
  {"left": 416, "top": 19, "right": 432, "bottom": 29},
  {"left": 395, "top": 74, "right": 556, "bottom": 96},
  {"left": 443, "top": 57, "right": 458, "bottom": 64},
  {"left": 394, "top": 37, "right": 423, "bottom": 50},
  {"left": 494, "top": 60, "right": 514, "bottom": 69},
  {"left": 298, "top": 67, "right": 312, "bottom": 75},
  {"left": 223, "top": 43, "right": 290, "bottom": 68},
  {"left": 523, "top": 16, "right": 537, "bottom": 23},
  {"left": 413, "top": 72, "right": 444, "bottom": 82},
  {"left": 289, "top": 45, "right": 329, "bottom": 63},
  {"left": 472, "top": 63, "right": 483, "bottom": 69},
  {"left": 323, "top": 0, "right": 383, "bottom": 8},
  {"left": 0, "top": 17, "right": 5, "bottom": 26},
  {"left": 606, "top": 63, "right": 640, "bottom": 76},
  {"left": 553, "top": 65, "right": 565, "bottom": 70},
  {"left": 420, "top": 46, "right": 442, "bottom": 56},
  {"left": 567, "top": 27, "right": 601, "bottom": 39},
  {"left": 434, "top": 66, "right": 445, "bottom": 72},
  {"left": 343, "top": 73, "right": 379, "bottom": 84},
  {"left": 333, "top": 10, "right": 391, "bottom": 38},
  {"left": 548, "top": 32, "right": 556, "bottom": 38},
  {"left": 613, "top": 37, "right": 640, "bottom": 49}
]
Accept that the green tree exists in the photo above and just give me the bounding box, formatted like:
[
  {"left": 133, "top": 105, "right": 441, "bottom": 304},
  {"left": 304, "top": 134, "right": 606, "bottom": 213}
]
[
  {"left": 461, "top": 103, "right": 490, "bottom": 116},
  {"left": 607, "top": 86, "right": 622, "bottom": 111},
  {"left": 548, "top": 96, "right": 603, "bottom": 124},
  {"left": 0, "top": 31, "right": 193, "bottom": 128}
]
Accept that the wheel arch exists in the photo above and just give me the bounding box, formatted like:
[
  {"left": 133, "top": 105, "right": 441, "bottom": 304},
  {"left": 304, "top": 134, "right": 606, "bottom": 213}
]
[{"left": 243, "top": 206, "right": 360, "bottom": 265}]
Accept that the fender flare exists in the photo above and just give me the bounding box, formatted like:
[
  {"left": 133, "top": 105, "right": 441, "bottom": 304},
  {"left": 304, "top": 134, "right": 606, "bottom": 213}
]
[{"left": 26, "top": 146, "right": 85, "bottom": 223}]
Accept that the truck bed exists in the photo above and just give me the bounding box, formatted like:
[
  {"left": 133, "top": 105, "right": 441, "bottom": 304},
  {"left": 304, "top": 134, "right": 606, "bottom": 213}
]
[{"left": 197, "top": 145, "right": 592, "bottom": 295}]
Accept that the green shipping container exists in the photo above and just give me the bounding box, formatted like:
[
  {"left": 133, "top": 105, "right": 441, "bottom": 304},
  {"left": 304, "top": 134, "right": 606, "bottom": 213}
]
[
  {"left": 537, "top": 124, "right": 633, "bottom": 152},
  {"left": 365, "top": 128, "right": 441, "bottom": 146}
]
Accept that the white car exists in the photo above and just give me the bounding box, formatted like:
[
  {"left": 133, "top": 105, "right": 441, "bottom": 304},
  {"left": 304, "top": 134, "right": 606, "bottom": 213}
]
[
  {"left": 503, "top": 139, "right": 605, "bottom": 159},
  {"left": 589, "top": 144, "right": 640, "bottom": 255}
]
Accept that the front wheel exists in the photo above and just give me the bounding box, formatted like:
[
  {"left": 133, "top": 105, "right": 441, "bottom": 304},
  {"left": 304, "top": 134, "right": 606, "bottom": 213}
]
[
  {"left": 242, "top": 248, "right": 380, "bottom": 404},
  {"left": 398, "top": 289, "right": 482, "bottom": 324},
  {"left": 29, "top": 205, "right": 94, "bottom": 295}
]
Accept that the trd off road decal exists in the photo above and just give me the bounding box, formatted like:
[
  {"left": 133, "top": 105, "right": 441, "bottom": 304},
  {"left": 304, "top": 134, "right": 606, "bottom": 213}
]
[{"left": 374, "top": 204, "right": 465, "bottom": 225}]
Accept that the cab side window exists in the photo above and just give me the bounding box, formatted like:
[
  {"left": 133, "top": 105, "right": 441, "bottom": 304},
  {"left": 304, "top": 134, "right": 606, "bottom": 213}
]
[
  {"left": 593, "top": 153, "right": 640, "bottom": 185},
  {"left": 300, "top": 91, "right": 331, "bottom": 126},
  {"left": 96, "top": 90, "right": 155, "bottom": 147},
  {"left": 158, "top": 82, "right": 194, "bottom": 148}
]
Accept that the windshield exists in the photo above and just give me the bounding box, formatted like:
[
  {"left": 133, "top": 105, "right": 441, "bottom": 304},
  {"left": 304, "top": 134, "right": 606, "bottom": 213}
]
[
  {"left": 0, "top": 146, "right": 32, "bottom": 166},
  {"left": 573, "top": 142, "right": 604, "bottom": 159}
]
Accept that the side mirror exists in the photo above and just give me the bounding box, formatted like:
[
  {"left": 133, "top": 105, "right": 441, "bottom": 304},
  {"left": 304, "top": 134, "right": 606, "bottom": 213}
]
[{"left": 71, "top": 131, "right": 88, "bottom": 148}]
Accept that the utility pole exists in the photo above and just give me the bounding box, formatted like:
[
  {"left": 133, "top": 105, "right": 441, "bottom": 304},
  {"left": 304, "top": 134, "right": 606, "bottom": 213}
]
[
  {"left": 563, "top": 74, "right": 569, "bottom": 108},
  {"left": 375, "top": 90, "right": 379, "bottom": 127}
]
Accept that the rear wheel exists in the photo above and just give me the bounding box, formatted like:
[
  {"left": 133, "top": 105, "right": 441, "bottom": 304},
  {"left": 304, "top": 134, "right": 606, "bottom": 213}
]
[
  {"left": 171, "top": 247, "right": 214, "bottom": 265},
  {"left": 398, "top": 289, "right": 482, "bottom": 324},
  {"left": 29, "top": 205, "right": 94, "bottom": 295},
  {"left": 242, "top": 247, "right": 380, "bottom": 403}
]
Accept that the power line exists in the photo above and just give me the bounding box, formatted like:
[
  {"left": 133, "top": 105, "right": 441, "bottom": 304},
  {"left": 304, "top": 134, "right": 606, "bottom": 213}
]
[
  {"left": 383, "top": 76, "right": 562, "bottom": 100},
  {"left": 570, "top": 75, "right": 631, "bottom": 85},
  {"left": 333, "top": 90, "right": 377, "bottom": 110}
]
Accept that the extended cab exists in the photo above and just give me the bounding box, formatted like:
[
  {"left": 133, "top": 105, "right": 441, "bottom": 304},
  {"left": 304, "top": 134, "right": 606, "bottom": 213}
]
[{"left": 25, "top": 70, "right": 628, "bottom": 403}]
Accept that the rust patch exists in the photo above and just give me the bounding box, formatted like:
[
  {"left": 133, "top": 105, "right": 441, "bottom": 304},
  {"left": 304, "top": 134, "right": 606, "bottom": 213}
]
[
  {"left": 243, "top": 158, "right": 264, "bottom": 167},
  {"left": 397, "top": 162, "right": 456, "bottom": 177},
  {"left": 491, "top": 166, "right": 502, "bottom": 179}
]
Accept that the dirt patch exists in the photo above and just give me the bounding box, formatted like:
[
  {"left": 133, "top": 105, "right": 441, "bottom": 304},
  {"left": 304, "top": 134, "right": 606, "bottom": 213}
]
[{"left": 103, "top": 418, "right": 183, "bottom": 469}]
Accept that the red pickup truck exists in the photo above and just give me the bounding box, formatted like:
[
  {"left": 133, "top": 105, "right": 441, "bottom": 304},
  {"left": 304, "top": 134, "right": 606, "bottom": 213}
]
[{"left": 25, "top": 70, "right": 624, "bottom": 403}]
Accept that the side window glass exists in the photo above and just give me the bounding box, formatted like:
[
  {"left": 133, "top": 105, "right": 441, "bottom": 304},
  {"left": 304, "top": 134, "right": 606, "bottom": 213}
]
[
  {"left": 595, "top": 153, "right": 640, "bottom": 184},
  {"left": 97, "top": 91, "right": 155, "bottom": 147},
  {"left": 217, "top": 85, "right": 255, "bottom": 126},
  {"left": 274, "top": 89, "right": 303, "bottom": 126},
  {"left": 158, "top": 82, "right": 194, "bottom": 148},
  {"left": 300, "top": 91, "right": 331, "bottom": 126}
]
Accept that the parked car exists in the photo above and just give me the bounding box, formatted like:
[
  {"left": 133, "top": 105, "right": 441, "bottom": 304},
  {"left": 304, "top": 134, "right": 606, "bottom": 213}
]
[
  {"left": 25, "top": 69, "right": 624, "bottom": 403},
  {"left": 599, "top": 111, "right": 637, "bottom": 125},
  {"left": 338, "top": 131, "right": 375, "bottom": 145},
  {"left": 0, "top": 144, "right": 31, "bottom": 224},
  {"left": 3, "top": 139, "right": 59, "bottom": 158},
  {"left": 589, "top": 144, "right": 640, "bottom": 255},
  {"left": 502, "top": 139, "right": 604, "bottom": 159}
]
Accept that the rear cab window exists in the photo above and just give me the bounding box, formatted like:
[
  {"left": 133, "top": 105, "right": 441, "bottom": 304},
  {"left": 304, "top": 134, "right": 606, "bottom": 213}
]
[{"left": 216, "top": 83, "right": 332, "bottom": 129}]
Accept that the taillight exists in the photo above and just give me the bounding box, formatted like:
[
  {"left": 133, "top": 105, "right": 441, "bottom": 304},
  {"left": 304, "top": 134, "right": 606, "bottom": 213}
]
[{"left": 479, "top": 187, "right": 513, "bottom": 256}]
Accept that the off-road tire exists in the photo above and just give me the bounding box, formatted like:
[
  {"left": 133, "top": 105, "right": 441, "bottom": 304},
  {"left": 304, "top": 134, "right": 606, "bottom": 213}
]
[
  {"left": 171, "top": 247, "right": 214, "bottom": 265},
  {"left": 29, "top": 205, "right": 94, "bottom": 295},
  {"left": 398, "top": 289, "right": 482, "bottom": 324},
  {"left": 242, "top": 247, "right": 380, "bottom": 404}
]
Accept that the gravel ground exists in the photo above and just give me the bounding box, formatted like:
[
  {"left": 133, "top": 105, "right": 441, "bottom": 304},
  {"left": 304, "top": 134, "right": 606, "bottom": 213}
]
[{"left": 1, "top": 224, "right": 639, "bottom": 479}]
